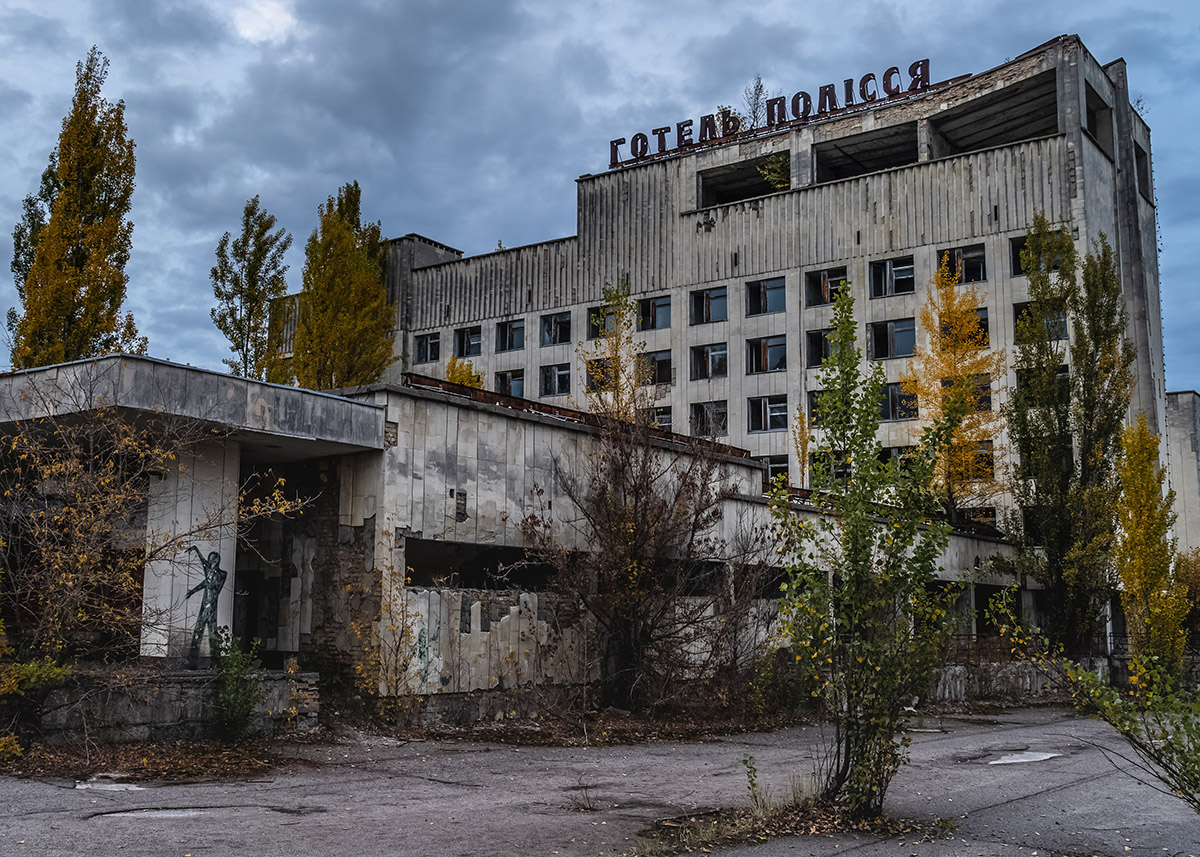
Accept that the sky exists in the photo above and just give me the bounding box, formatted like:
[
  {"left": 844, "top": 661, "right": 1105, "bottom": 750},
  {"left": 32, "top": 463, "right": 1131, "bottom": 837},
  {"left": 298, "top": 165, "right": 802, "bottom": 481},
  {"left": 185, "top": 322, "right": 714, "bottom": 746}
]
[{"left": 0, "top": 0, "right": 1197, "bottom": 389}]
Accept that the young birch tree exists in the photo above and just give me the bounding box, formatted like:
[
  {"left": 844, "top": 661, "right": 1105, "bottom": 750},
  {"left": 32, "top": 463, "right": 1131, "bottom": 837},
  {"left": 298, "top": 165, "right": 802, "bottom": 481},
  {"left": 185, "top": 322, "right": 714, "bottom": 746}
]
[
  {"left": 773, "top": 290, "right": 962, "bottom": 819},
  {"left": 902, "top": 253, "right": 1006, "bottom": 525}
]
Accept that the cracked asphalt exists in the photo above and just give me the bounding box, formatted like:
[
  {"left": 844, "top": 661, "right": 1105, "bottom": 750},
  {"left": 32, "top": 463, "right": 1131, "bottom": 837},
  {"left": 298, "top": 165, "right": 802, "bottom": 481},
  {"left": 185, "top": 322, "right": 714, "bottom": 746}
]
[{"left": 1, "top": 706, "right": 1196, "bottom": 857}]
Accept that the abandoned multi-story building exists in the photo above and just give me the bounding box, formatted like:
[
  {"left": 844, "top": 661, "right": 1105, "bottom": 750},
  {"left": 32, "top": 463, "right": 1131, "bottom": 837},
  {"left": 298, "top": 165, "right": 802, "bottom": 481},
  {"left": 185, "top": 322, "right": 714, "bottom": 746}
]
[{"left": 378, "top": 34, "right": 1169, "bottom": 527}]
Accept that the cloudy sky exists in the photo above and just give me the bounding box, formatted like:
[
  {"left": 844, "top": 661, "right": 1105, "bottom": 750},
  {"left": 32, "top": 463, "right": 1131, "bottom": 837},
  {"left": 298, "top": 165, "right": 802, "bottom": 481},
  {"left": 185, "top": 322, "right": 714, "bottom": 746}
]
[{"left": 0, "top": 0, "right": 1197, "bottom": 389}]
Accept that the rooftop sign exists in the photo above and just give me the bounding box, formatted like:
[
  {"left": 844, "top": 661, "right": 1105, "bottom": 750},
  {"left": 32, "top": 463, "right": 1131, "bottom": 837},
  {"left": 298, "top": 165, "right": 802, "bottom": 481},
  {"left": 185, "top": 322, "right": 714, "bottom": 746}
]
[{"left": 608, "top": 59, "right": 931, "bottom": 169}]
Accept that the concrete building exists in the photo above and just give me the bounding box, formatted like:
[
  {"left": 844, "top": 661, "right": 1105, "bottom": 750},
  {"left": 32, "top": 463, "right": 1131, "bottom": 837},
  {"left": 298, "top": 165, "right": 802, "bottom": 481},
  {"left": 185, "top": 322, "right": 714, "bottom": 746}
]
[
  {"left": 0, "top": 356, "right": 1007, "bottom": 707},
  {"left": 381, "top": 34, "right": 1166, "bottom": 527}
]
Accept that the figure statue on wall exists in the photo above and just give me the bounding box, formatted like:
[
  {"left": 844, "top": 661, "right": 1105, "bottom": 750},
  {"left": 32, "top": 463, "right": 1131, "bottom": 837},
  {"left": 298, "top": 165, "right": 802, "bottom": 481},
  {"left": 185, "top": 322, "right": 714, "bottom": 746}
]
[{"left": 185, "top": 545, "right": 227, "bottom": 666}]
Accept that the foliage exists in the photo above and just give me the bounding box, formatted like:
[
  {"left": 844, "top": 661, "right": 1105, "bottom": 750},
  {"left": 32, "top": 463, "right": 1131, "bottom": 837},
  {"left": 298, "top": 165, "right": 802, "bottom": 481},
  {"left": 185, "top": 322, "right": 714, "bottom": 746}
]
[
  {"left": 992, "top": 592, "right": 1200, "bottom": 814},
  {"left": 210, "top": 195, "right": 293, "bottom": 379},
  {"left": 1005, "top": 215, "right": 1134, "bottom": 656},
  {"left": 290, "top": 181, "right": 395, "bottom": 390},
  {"left": 0, "top": 649, "right": 72, "bottom": 760},
  {"left": 347, "top": 548, "right": 419, "bottom": 723},
  {"left": 445, "top": 355, "right": 484, "bottom": 389},
  {"left": 1115, "top": 414, "right": 1189, "bottom": 678},
  {"left": 758, "top": 153, "right": 791, "bottom": 191},
  {"left": 902, "top": 252, "right": 1006, "bottom": 524},
  {"left": 772, "top": 289, "right": 962, "bottom": 819},
  {"left": 9, "top": 47, "right": 145, "bottom": 369},
  {"left": 0, "top": 367, "right": 307, "bottom": 663},
  {"left": 523, "top": 280, "right": 770, "bottom": 711},
  {"left": 211, "top": 627, "right": 265, "bottom": 741}
]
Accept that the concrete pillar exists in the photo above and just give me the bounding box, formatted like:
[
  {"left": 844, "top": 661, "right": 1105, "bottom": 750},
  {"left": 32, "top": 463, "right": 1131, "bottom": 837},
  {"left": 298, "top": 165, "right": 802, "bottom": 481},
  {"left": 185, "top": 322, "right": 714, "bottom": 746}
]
[{"left": 140, "top": 440, "right": 241, "bottom": 658}]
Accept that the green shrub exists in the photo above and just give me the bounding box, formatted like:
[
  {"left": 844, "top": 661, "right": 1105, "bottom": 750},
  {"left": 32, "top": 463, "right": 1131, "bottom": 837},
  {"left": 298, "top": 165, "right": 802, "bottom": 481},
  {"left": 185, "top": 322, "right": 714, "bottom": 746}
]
[{"left": 212, "top": 627, "right": 265, "bottom": 741}]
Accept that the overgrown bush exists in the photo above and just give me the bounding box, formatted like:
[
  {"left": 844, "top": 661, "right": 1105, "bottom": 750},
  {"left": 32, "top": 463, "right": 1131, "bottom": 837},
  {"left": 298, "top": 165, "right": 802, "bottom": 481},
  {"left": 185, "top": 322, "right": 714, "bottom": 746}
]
[{"left": 211, "top": 627, "right": 265, "bottom": 741}]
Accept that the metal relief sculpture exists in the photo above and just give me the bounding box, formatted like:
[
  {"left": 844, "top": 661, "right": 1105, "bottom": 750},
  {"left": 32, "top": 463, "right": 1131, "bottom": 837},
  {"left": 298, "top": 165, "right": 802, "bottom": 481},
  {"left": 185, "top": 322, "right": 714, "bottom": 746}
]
[{"left": 185, "top": 545, "right": 227, "bottom": 664}]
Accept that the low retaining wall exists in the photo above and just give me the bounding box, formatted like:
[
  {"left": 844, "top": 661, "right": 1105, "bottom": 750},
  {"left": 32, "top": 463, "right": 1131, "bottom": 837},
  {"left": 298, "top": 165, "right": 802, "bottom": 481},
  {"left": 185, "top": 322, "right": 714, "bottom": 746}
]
[{"left": 38, "top": 669, "right": 319, "bottom": 743}]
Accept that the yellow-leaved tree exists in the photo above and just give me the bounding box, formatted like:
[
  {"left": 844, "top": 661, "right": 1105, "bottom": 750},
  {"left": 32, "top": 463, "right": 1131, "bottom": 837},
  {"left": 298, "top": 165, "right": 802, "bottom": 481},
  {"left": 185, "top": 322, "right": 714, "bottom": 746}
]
[
  {"left": 289, "top": 182, "right": 395, "bottom": 390},
  {"left": 445, "top": 355, "right": 483, "bottom": 389},
  {"left": 9, "top": 47, "right": 146, "bottom": 368},
  {"left": 1115, "top": 413, "right": 1190, "bottom": 682},
  {"left": 901, "top": 253, "right": 1006, "bottom": 525}
]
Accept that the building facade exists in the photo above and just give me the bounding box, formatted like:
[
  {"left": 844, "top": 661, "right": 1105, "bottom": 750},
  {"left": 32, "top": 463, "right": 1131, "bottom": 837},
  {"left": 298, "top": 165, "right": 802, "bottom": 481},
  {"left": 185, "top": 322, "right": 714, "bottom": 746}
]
[{"left": 382, "top": 34, "right": 1165, "bottom": 526}]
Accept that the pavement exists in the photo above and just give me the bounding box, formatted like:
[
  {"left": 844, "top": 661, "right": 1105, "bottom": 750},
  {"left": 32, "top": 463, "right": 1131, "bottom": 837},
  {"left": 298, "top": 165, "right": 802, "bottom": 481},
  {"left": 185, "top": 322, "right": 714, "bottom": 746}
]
[{"left": 0, "top": 706, "right": 1196, "bottom": 857}]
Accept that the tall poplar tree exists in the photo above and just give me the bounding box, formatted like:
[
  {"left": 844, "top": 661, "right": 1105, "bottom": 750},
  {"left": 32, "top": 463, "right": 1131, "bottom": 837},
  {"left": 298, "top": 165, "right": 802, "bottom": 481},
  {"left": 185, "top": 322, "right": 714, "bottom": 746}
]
[
  {"left": 8, "top": 47, "right": 145, "bottom": 368},
  {"left": 210, "top": 195, "right": 293, "bottom": 379},
  {"left": 290, "top": 182, "right": 394, "bottom": 390}
]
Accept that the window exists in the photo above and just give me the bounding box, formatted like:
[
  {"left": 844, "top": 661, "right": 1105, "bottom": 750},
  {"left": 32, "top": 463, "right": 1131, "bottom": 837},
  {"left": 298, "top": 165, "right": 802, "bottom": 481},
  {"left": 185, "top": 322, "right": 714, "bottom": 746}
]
[
  {"left": 638, "top": 295, "right": 671, "bottom": 331},
  {"left": 540, "top": 312, "right": 571, "bottom": 346},
  {"left": 690, "top": 342, "right": 728, "bottom": 379},
  {"left": 746, "top": 277, "right": 785, "bottom": 316},
  {"left": 879, "top": 383, "right": 917, "bottom": 421},
  {"left": 540, "top": 363, "right": 570, "bottom": 397},
  {"left": 804, "top": 267, "right": 847, "bottom": 307},
  {"left": 942, "top": 375, "right": 992, "bottom": 412},
  {"left": 648, "top": 406, "right": 672, "bottom": 432},
  {"left": 1014, "top": 302, "right": 1067, "bottom": 342},
  {"left": 806, "top": 389, "right": 824, "bottom": 422},
  {"left": 870, "top": 256, "right": 915, "bottom": 298},
  {"left": 747, "top": 335, "right": 787, "bottom": 374},
  {"left": 748, "top": 395, "right": 788, "bottom": 432},
  {"left": 495, "top": 369, "right": 524, "bottom": 398},
  {"left": 496, "top": 319, "right": 524, "bottom": 352},
  {"left": 869, "top": 318, "right": 915, "bottom": 359},
  {"left": 756, "top": 455, "right": 789, "bottom": 484},
  {"left": 1010, "top": 237, "right": 1027, "bottom": 276},
  {"left": 690, "top": 400, "right": 728, "bottom": 436},
  {"left": 878, "top": 445, "right": 915, "bottom": 467},
  {"left": 950, "top": 440, "right": 995, "bottom": 482},
  {"left": 638, "top": 349, "right": 673, "bottom": 385},
  {"left": 940, "top": 308, "right": 989, "bottom": 348},
  {"left": 1135, "top": 142, "right": 1152, "bottom": 202},
  {"left": 964, "top": 507, "right": 997, "bottom": 527},
  {"left": 454, "top": 325, "right": 482, "bottom": 358},
  {"left": 805, "top": 329, "right": 832, "bottom": 368},
  {"left": 1016, "top": 364, "right": 1070, "bottom": 405},
  {"left": 690, "top": 287, "right": 727, "bottom": 324},
  {"left": 936, "top": 244, "right": 986, "bottom": 283},
  {"left": 586, "top": 358, "right": 612, "bottom": 392},
  {"left": 414, "top": 332, "right": 440, "bottom": 364},
  {"left": 1084, "top": 81, "right": 1113, "bottom": 159},
  {"left": 587, "top": 304, "right": 617, "bottom": 339}
]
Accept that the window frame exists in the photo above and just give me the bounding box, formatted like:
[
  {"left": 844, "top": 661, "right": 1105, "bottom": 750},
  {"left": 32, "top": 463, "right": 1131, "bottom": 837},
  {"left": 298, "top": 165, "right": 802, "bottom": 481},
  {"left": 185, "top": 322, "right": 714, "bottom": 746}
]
[
  {"left": 414, "top": 332, "right": 440, "bottom": 364},
  {"left": 747, "top": 334, "right": 787, "bottom": 374},
  {"left": 495, "top": 368, "right": 525, "bottom": 398},
  {"left": 804, "top": 328, "right": 832, "bottom": 368},
  {"left": 495, "top": 318, "right": 525, "bottom": 353},
  {"left": 804, "top": 267, "right": 847, "bottom": 307},
  {"left": 879, "top": 382, "right": 917, "bottom": 421},
  {"left": 936, "top": 244, "right": 987, "bottom": 284},
  {"left": 454, "top": 325, "right": 482, "bottom": 358},
  {"left": 689, "top": 400, "right": 728, "bottom": 437},
  {"left": 689, "top": 286, "right": 728, "bottom": 325},
  {"left": 748, "top": 394, "right": 788, "bottom": 433},
  {"left": 868, "top": 318, "right": 915, "bottom": 360},
  {"left": 539, "top": 363, "right": 571, "bottom": 397},
  {"left": 638, "top": 349, "right": 673, "bottom": 385},
  {"left": 540, "top": 311, "right": 571, "bottom": 347},
  {"left": 690, "top": 342, "right": 728, "bottom": 380},
  {"left": 869, "top": 256, "right": 915, "bottom": 298},
  {"left": 746, "top": 276, "right": 786, "bottom": 316},
  {"left": 637, "top": 295, "right": 671, "bottom": 331}
]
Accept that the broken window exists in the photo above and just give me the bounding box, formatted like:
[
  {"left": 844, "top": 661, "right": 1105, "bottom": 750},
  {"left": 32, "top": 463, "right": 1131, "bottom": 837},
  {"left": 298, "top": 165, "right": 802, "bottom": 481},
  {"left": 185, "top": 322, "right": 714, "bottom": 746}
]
[
  {"left": 804, "top": 267, "right": 847, "bottom": 307},
  {"left": 804, "top": 328, "right": 832, "bottom": 368},
  {"left": 870, "top": 256, "right": 915, "bottom": 298},
  {"left": 746, "top": 277, "right": 786, "bottom": 316},
  {"left": 806, "top": 389, "right": 824, "bottom": 423},
  {"left": 879, "top": 383, "right": 917, "bottom": 421},
  {"left": 496, "top": 319, "right": 524, "bottom": 352},
  {"left": 1010, "top": 237, "right": 1028, "bottom": 276},
  {"left": 690, "top": 287, "right": 727, "bottom": 324},
  {"left": 949, "top": 439, "right": 995, "bottom": 482},
  {"left": 690, "top": 400, "right": 728, "bottom": 437},
  {"left": 495, "top": 369, "right": 524, "bottom": 398},
  {"left": 690, "top": 342, "right": 728, "bottom": 380},
  {"left": 1085, "top": 81, "right": 1114, "bottom": 159},
  {"left": 942, "top": 375, "right": 993, "bottom": 412},
  {"left": 454, "top": 325, "right": 482, "bottom": 358},
  {"left": 748, "top": 395, "right": 788, "bottom": 432},
  {"left": 936, "top": 244, "right": 986, "bottom": 283},
  {"left": 638, "top": 349, "right": 673, "bottom": 385},
  {"left": 540, "top": 312, "right": 571, "bottom": 346},
  {"left": 638, "top": 295, "right": 671, "bottom": 330},
  {"left": 878, "top": 445, "right": 916, "bottom": 468},
  {"left": 963, "top": 506, "right": 997, "bottom": 528},
  {"left": 586, "top": 358, "right": 613, "bottom": 392},
  {"left": 586, "top": 304, "right": 618, "bottom": 339},
  {"left": 647, "top": 406, "right": 672, "bottom": 432},
  {"left": 1135, "top": 142, "right": 1153, "bottom": 202},
  {"left": 414, "top": 332, "right": 440, "bottom": 364},
  {"left": 869, "top": 318, "right": 915, "bottom": 359},
  {"left": 1016, "top": 364, "right": 1070, "bottom": 406},
  {"left": 747, "top": 335, "right": 787, "bottom": 374},
  {"left": 1014, "top": 302, "right": 1067, "bottom": 343},
  {"left": 755, "top": 454, "right": 789, "bottom": 485},
  {"left": 540, "top": 363, "right": 570, "bottom": 397},
  {"left": 698, "top": 153, "right": 789, "bottom": 208}
]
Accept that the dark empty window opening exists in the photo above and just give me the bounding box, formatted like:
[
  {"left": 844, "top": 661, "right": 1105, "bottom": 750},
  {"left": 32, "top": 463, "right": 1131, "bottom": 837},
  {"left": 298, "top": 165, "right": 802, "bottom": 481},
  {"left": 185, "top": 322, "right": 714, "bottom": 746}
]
[
  {"left": 1085, "top": 81, "right": 1114, "bottom": 160},
  {"left": 414, "top": 332, "right": 440, "bottom": 364},
  {"left": 813, "top": 123, "right": 919, "bottom": 182},
  {"left": 919, "top": 69, "right": 1058, "bottom": 156},
  {"left": 496, "top": 319, "right": 524, "bottom": 352},
  {"left": 806, "top": 389, "right": 824, "bottom": 423},
  {"left": 638, "top": 349, "right": 673, "bottom": 385},
  {"left": 586, "top": 358, "right": 613, "bottom": 392},
  {"left": 690, "top": 400, "right": 728, "bottom": 436},
  {"left": 1014, "top": 301, "right": 1067, "bottom": 343},
  {"left": 805, "top": 329, "right": 832, "bottom": 368},
  {"left": 454, "top": 326, "right": 482, "bottom": 358},
  {"left": 698, "top": 152, "right": 790, "bottom": 208},
  {"left": 587, "top": 305, "right": 618, "bottom": 339},
  {"left": 749, "top": 395, "right": 788, "bottom": 432},
  {"left": 540, "top": 363, "right": 571, "bottom": 396},
  {"left": 1010, "top": 237, "right": 1028, "bottom": 276},
  {"left": 879, "top": 383, "right": 917, "bottom": 421},
  {"left": 541, "top": 312, "right": 571, "bottom": 346},
  {"left": 405, "top": 538, "right": 554, "bottom": 590},
  {"left": 1135, "top": 142, "right": 1153, "bottom": 202},
  {"left": 747, "top": 335, "right": 787, "bottom": 374},
  {"left": 495, "top": 369, "right": 524, "bottom": 398},
  {"left": 937, "top": 245, "right": 986, "bottom": 283},
  {"left": 805, "top": 267, "right": 847, "bottom": 307},
  {"left": 690, "top": 287, "right": 727, "bottom": 324},
  {"left": 870, "top": 256, "right": 915, "bottom": 298},
  {"left": 638, "top": 295, "right": 671, "bottom": 330},
  {"left": 869, "top": 318, "right": 915, "bottom": 359},
  {"left": 746, "top": 277, "right": 786, "bottom": 316},
  {"left": 690, "top": 342, "right": 728, "bottom": 380},
  {"left": 756, "top": 454, "right": 789, "bottom": 485}
]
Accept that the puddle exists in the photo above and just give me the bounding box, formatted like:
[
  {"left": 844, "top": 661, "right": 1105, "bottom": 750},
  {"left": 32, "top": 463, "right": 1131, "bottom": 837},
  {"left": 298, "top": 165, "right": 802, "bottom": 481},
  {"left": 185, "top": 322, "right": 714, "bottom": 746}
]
[
  {"left": 98, "top": 808, "right": 207, "bottom": 819},
  {"left": 988, "top": 751, "right": 1061, "bottom": 765}
]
